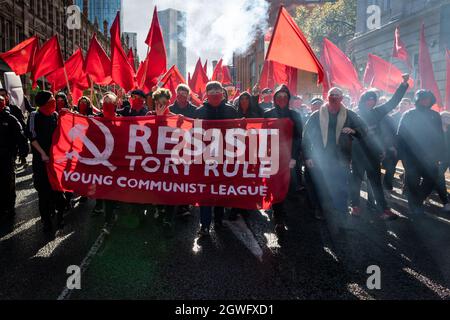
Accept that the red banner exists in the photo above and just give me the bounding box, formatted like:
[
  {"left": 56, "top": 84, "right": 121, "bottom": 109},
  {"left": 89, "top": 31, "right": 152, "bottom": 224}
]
[{"left": 48, "top": 112, "right": 293, "bottom": 210}]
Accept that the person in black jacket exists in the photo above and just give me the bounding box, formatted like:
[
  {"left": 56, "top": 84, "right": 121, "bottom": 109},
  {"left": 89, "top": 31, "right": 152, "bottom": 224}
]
[
  {"left": 26, "top": 91, "right": 66, "bottom": 237},
  {"left": 350, "top": 74, "right": 409, "bottom": 220},
  {"left": 263, "top": 85, "right": 302, "bottom": 235},
  {"left": 120, "top": 90, "right": 149, "bottom": 117},
  {"left": 169, "top": 84, "right": 197, "bottom": 118},
  {"left": 235, "top": 91, "right": 262, "bottom": 118},
  {"left": 0, "top": 95, "right": 29, "bottom": 219},
  {"left": 380, "top": 98, "right": 413, "bottom": 191},
  {"left": 195, "top": 81, "right": 238, "bottom": 236},
  {"left": 398, "top": 90, "right": 446, "bottom": 215},
  {"left": 303, "top": 87, "right": 367, "bottom": 223}
]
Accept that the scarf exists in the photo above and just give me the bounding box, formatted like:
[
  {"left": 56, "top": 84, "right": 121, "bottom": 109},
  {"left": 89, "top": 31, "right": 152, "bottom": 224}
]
[{"left": 319, "top": 103, "right": 347, "bottom": 147}]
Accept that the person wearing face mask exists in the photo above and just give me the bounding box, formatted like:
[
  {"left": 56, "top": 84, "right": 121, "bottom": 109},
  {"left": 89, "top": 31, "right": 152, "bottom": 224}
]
[
  {"left": 253, "top": 86, "right": 274, "bottom": 113},
  {"left": 91, "top": 92, "right": 120, "bottom": 234},
  {"left": 0, "top": 95, "right": 29, "bottom": 219},
  {"left": 349, "top": 74, "right": 409, "bottom": 220},
  {"left": 263, "top": 85, "right": 302, "bottom": 235},
  {"left": 55, "top": 92, "right": 70, "bottom": 113},
  {"left": 303, "top": 87, "right": 366, "bottom": 227},
  {"left": 397, "top": 90, "right": 446, "bottom": 215},
  {"left": 227, "top": 91, "right": 262, "bottom": 222},
  {"left": 121, "top": 89, "right": 148, "bottom": 117},
  {"left": 26, "top": 91, "right": 66, "bottom": 237},
  {"left": 380, "top": 98, "right": 412, "bottom": 191},
  {"left": 75, "top": 96, "right": 95, "bottom": 116},
  {"left": 235, "top": 91, "right": 261, "bottom": 118},
  {"left": 169, "top": 84, "right": 197, "bottom": 118},
  {"left": 195, "top": 81, "right": 237, "bottom": 237}
]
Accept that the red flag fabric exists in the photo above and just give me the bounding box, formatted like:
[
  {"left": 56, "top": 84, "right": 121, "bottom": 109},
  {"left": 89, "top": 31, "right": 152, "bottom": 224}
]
[
  {"left": 211, "top": 58, "right": 224, "bottom": 82},
  {"left": 142, "top": 7, "right": 167, "bottom": 91},
  {"left": 259, "top": 60, "right": 288, "bottom": 90},
  {"left": 419, "top": 23, "right": 443, "bottom": 108},
  {"left": 160, "top": 65, "right": 186, "bottom": 104},
  {"left": 110, "top": 12, "right": 136, "bottom": 92},
  {"left": 127, "top": 49, "right": 136, "bottom": 73},
  {"left": 31, "top": 36, "right": 64, "bottom": 87},
  {"left": 47, "top": 48, "right": 89, "bottom": 92},
  {"left": 203, "top": 60, "right": 208, "bottom": 75},
  {"left": 393, "top": 26, "right": 412, "bottom": 70},
  {"left": 0, "top": 36, "right": 38, "bottom": 75},
  {"left": 445, "top": 49, "right": 450, "bottom": 110},
  {"left": 211, "top": 59, "right": 233, "bottom": 85},
  {"left": 48, "top": 111, "right": 293, "bottom": 209},
  {"left": 266, "top": 6, "right": 324, "bottom": 83},
  {"left": 136, "top": 61, "right": 145, "bottom": 88},
  {"left": 190, "top": 58, "right": 209, "bottom": 98},
  {"left": 363, "top": 54, "right": 414, "bottom": 94},
  {"left": 286, "top": 66, "right": 298, "bottom": 96},
  {"left": 84, "top": 34, "right": 112, "bottom": 86},
  {"left": 322, "top": 38, "right": 363, "bottom": 100},
  {"left": 71, "top": 84, "right": 85, "bottom": 106}
]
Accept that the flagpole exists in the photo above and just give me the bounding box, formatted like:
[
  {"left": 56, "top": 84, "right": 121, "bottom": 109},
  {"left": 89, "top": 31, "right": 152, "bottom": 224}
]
[
  {"left": 90, "top": 77, "right": 94, "bottom": 103},
  {"left": 63, "top": 66, "right": 72, "bottom": 106},
  {"left": 41, "top": 77, "right": 46, "bottom": 91}
]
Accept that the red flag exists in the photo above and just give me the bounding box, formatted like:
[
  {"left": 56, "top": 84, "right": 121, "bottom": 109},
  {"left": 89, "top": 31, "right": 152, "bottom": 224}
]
[
  {"left": 142, "top": 7, "right": 167, "bottom": 91},
  {"left": 211, "top": 58, "right": 224, "bottom": 82},
  {"left": 71, "top": 84, "right": 85, "bottom": 106},
  {"left": 222, "top": 64, "right": 232, "bottom": 85},
  {"left": 286, "top": 66, "right": 298, "bottom": 96},
  {"left": 127, "top": 49, "right": 136, "bottom": 73},
  {"left": 160, "top": 65, "right": 185, "bottom": 104},
  {"left": 419, "top": 23, "right": 442, "bottom": 108},
  {"left": 445, "top": 49, "right": 450, "bottom": 110},
  {"left": 203, "top": 60, "right": 208, "bottom": 75},
  {"left": 363, "top": 54, "right": 414, "bottom": 94},
  {"left": 322, "top": 38, "right": 363, "bottom": 100},
  {"left": 110, "top": 12, "right": 136, "bottom": 92},
  {"left": 136, "top": 61, "right": 145, "bottom": 88},
  {"left": 393, "top": 26, "right": 412, "bottom": 70},
  {"left": 84, "top": 34, "right": 112, "bottom": 86},
  {"left": 190, "top": 58, "right": 209, "bottom": 97},
  {"left": 259, "top": 60, "right": 288, "bottom": 89},
  {"left": 31, "top": 36, "right": 64, "bottom": 87},
  {"left": 0, "top": 36, "right": 38, "bottom": 75},
  {"left": 47, "top": 48, "right": 89, "bottom": 92},
  {"left": 266, "top": 6, "right": 324, "bottom": 83}
]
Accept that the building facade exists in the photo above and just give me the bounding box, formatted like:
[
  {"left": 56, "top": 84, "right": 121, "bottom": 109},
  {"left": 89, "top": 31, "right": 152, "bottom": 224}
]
[
  {"left": 350, "top": 0, "right": 450, "bottom": 100},
  {"left": 233, "top": 0, "right": 333, "bottom": 98},
  {"left": 123, "top": 31, "right": 138, "bottom": 68},
  {"left": 75, "top": 0, "right": 122, "bottom": 33},
  {"left": 158, "top": 8, "right": 187, "bottom": 78},
  {"left": 0, "top": 0, "right": 128, "bottom": 93}
]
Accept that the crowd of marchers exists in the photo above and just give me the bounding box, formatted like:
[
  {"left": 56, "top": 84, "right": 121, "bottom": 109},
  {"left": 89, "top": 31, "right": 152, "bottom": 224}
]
[{"left": 2, "top": 74, "right": 450, "bottom": 240}]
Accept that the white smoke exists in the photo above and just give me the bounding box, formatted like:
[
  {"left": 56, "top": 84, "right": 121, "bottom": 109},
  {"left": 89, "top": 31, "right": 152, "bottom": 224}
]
[{"left": 124, "top": 0, "right": 270, "bottom": 75}]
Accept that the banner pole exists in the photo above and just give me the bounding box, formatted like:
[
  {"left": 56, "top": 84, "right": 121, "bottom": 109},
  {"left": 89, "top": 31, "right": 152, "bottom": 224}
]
[{"left": 63, "top": 66, "right": 72, "bottom": 106}]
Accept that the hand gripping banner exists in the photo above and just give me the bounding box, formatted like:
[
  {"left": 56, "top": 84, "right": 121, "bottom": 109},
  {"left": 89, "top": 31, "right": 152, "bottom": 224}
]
[{"left": 48, "top": 111, "right": 293, "bottom": 210}]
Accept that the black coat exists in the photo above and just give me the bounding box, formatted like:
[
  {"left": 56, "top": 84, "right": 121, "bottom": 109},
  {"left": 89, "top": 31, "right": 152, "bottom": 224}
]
[
  {"left": 397, "top": 106, "right": 445, "bottom": 166},
  {"left": 0, "top": 109, "right": 28, "bottom": 159},
  {"left": 169, "top": 101, "right": 197, "bottom": 118},
  {"left": 195, "top": 100, "right": 237, "bottom": 120},
  {"left": 354, "top": 83, "right": 408, "bottom": 160},
  {"left": 302, "top": 109, "right": 366, "bottom": 166},
  {"left": 264, "top": 106, "right": 302, "bottom": 161}
]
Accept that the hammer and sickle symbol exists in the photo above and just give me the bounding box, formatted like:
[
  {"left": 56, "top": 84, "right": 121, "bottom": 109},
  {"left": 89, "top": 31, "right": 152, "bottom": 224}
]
[{"left": 65, "top": 118, "right": 117, "bottom": 172}]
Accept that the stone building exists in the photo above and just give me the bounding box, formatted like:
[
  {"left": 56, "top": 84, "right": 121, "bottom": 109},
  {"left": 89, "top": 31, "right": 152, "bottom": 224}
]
[
  {"left": 0, "top": 0, "right": 121, "bottom": 92},
  {"left": 350, "top": 0, "right": 450, "bottom": 100}
]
